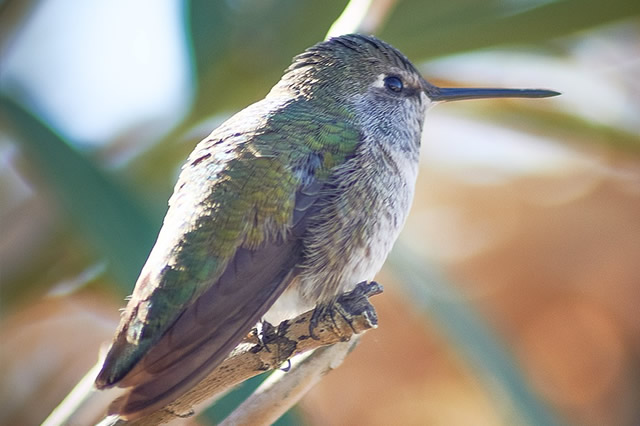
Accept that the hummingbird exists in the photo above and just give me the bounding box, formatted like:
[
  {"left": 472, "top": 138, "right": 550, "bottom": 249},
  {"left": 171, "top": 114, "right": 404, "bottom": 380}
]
[{"left": 95, "top": 34, "right": 558, "bottom": 419}]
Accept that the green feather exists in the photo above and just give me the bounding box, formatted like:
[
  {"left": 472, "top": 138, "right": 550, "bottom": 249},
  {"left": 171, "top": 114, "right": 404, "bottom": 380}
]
[{"left": 97, "top": 96, "right": 360, "bottom": 385}]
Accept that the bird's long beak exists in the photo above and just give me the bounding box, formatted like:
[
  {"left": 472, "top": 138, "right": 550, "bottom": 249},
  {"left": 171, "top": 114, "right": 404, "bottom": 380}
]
[{"left": 425, "top": 84, "right": 560, "bottom": 102}]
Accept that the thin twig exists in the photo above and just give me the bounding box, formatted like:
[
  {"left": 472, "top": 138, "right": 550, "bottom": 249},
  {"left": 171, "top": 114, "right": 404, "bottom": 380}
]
[
  {"left": 220, "top": 339, "right": 360, "bottom": 426},
  {"left": 42, "top": 347, "right": 124, "bottom": 426},
  {"left": 99, "top": 282, "right": 382, "bottom": 426}
]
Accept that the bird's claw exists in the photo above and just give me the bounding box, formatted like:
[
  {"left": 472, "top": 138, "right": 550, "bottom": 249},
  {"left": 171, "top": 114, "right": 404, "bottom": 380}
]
[
  {"left": 309, "top": 281, "right": 382, "bottom": 340},
  {"left": 255, "top": 319, "right": 276, "bottom": 352}
]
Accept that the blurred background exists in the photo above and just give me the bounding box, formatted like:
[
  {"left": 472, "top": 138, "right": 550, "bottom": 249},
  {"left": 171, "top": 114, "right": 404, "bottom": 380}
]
[{"left": 1, "top": 0, "right": 639, "bottom": 425}]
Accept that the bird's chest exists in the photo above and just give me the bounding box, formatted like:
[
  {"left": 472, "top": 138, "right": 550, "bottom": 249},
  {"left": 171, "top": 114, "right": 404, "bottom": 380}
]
[
  {"left": 264, "top": 144, "right": 419, "bottom": 323},
  {"left": 300, "top": 144, "right": 419, "bottom": 301}
]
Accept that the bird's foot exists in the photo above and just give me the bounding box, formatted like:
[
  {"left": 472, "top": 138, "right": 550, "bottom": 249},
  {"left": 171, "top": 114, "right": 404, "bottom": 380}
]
[
  {"left": 252, "top": 319, "right": 297, "bottom": 369},
  {"left": 254, "top": 319, "right": 277, "bottom": 352},
  {"left": 309, "top": 281, "right": 383, "bottom": 340}
]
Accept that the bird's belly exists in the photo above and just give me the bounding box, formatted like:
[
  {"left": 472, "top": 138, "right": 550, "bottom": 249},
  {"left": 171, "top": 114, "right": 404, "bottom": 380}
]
[
  {"left": 265, "top": 168, "right": 416, "bottom": 324},
  {"left": 337, "top": 205, "right": 406, "bottom": 290}
]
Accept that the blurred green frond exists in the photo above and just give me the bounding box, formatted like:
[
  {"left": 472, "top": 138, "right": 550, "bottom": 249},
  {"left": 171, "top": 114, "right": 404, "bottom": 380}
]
[
  {"left": 383, "top": 0, "right": 640, "bottom": 58},
  {"left": 0, "top": 95, "right": 158, "bottom": 295}
]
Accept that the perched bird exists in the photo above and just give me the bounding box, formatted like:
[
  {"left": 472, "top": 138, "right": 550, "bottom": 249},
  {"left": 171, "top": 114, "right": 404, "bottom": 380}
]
[{"left": 95, "top": 34, "right": 558, "bottom": 419}]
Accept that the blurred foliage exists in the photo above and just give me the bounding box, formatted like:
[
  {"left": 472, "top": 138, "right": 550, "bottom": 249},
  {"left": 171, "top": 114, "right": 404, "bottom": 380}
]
[
  {"left": 481, "top": 104, "right": 640, "bottom": 155},
  {"left": 0, "top": 95, "right": 157, "bottom": 294},
  {"left": 1, "top": 0, "right": 640, "bottom": 425},
  {"left": 382, "top": 0, "right": 640, "bottom": 58}
]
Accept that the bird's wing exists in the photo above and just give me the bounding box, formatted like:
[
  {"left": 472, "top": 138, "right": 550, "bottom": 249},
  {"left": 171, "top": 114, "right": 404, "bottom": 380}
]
[
  {"left": 95, "top": 100, "right": 360, "bottom": 419},
  {"left": 108, "top": 182, "right": 322, "bottom": 419}
]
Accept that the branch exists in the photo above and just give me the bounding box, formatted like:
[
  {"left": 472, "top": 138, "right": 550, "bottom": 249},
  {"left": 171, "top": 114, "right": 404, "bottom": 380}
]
[
  {"left": 220, "top": 339, "right": 360, "bottom": 426},
  {"left": 42, "top": 357, "right": 122, "bottom": 426},
  {"left": 102, "top": 281, "right": 383, "bottom": 426}
]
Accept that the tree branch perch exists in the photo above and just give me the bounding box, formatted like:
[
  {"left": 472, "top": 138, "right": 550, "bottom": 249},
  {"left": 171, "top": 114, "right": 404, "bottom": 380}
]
[{"left": 100, "top": 281, "right": 383, "bottom": 426}]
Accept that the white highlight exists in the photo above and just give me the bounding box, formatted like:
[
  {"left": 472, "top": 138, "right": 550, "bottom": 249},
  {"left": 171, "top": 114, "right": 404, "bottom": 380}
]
[{"left": 1, "top": 0, "right": 191, "bottom": 145}]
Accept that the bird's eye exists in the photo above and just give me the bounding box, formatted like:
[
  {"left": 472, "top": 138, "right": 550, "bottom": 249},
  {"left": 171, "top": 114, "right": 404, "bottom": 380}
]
[{"left": 384, "top": 76, "right": 403, "bottom": 93}]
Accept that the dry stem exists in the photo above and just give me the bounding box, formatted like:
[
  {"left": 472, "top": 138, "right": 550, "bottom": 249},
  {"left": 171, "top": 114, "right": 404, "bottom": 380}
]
[{"left": 103, "top": 281, "right": 382, "bottom": 426}]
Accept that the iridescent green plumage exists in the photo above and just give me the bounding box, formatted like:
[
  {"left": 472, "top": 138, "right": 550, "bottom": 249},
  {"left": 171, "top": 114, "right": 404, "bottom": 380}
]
[{"left": 96, "top": 82, "right": 362, "bottom": 415}]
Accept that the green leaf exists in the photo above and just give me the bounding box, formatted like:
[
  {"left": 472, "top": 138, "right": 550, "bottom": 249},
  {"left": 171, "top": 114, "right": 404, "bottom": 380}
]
[
  {"left": 0, "top": 94, "right": 158, "bottom": 295},
  {"left": 187, "top": 0, "right": 348, "bottom": 117},
  {"left": 128, "top": 0, "right": 349, "bottom": 190},
  {"left": 382, "top": 0, "right": 640, "bottom": 59}
]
